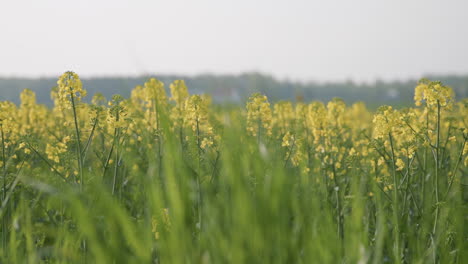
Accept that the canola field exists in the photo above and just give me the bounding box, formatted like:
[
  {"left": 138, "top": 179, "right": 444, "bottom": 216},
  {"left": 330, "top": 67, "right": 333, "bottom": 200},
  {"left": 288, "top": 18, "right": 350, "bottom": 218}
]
[{"left": 0, "top": 72, "right": 467, "bottom": 263}]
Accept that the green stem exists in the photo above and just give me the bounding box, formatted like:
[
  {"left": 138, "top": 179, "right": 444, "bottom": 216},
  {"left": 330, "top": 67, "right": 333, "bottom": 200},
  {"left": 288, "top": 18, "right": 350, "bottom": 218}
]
[
  {"left": 444, "top": 138, "right": 466, "bottom": 200},
  {"left": 26, "top": 143, "right": 67, "bottom": 181},
  {"left": 388, "top": 133, "right": 401, "bottom": 263},
  {"left": 0, "top": 161, "right": 24, "bottom": 219},
  {"left": 402, "top": 154, "right": 413, "bottom": 214},
  {"left": 332, "top": 163, "right": 343, "bottom": 241},
  {"left": 195, "top": 112, "right": 202, "bottom": 232},
  {"left": 102, "top": 137, "right": 115, "bottom": 179},
  {"left": 112, "top": 111, "right": 120, "bottom": 196},
  {"left": 0, "top": 124, "right": 6, "bottom": 249},
  {"left": 153, "top": 99, "right": 163, "bottom": 183},
  {"left": 432, "top": 102, "right": 440, "bottom": 236},
  {"left": 1, "top": 125, "right": 6, "bottom": 201},
  {"left": 283, "top": 137, "right": 296, "bottom": 167},
  {"left": 82, "top": 117, "right": 98, "bottom": 160},
  {"left": 70, "top": 92, "right": 84, "bottom": 190}
]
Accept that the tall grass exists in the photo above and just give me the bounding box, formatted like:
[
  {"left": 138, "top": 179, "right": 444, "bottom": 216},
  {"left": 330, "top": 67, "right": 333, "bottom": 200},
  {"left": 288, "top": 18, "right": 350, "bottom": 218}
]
[{"left": 0, "top": 74, "right": 466, "bottom": 263}]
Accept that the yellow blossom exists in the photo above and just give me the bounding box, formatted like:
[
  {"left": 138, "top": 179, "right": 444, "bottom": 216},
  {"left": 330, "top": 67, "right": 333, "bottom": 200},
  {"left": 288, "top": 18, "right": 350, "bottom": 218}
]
[
  {"left": 395, "top": 158, "right": 405, "bottom": 171},
  {"left": 246, "top": 93, "right": 272, "bottom": 137},
  {"left": 414, "top": 79, "right": 454, "bottom": 109},
  {"left": 54, "top": 71, "right": 87, "bottom": 110}
]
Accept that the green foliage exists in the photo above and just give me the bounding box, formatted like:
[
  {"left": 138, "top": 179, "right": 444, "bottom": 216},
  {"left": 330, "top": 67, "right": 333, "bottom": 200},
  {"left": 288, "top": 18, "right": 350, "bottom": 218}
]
[{"left": 0, "top": 75, "right": 466, "bottom": 263}]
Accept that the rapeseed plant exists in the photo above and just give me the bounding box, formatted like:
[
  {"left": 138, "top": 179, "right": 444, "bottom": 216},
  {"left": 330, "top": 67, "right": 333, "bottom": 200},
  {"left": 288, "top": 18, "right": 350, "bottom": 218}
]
[
  {"left": 0, "top": 74, "right": 465, "bottom": 263},
  {"left": 246, "top": 93, "right": 272, "bottom": 139}
]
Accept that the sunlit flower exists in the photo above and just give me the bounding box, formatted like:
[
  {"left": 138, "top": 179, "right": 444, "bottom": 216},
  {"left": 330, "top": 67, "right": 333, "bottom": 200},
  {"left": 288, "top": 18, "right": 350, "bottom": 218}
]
[{"left": 246, "top": 93, "right": 272, "bottom": 137}]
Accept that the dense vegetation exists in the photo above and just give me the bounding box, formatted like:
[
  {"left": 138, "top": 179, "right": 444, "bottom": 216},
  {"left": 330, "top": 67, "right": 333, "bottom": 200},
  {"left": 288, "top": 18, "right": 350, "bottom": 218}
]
[
  {"left": 1, "top": 73, "right": 467, "bottom": 107},
  {"left": 0, "top": 72, "right": 466, "bottom": 263}
]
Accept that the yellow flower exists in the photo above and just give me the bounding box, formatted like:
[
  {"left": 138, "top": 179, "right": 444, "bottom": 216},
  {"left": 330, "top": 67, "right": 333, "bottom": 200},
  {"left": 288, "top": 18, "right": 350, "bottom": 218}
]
[
  {"left": 414, "top": 79, "right": 454, "bottom": 109},
  {"left": 107, "top": 95, "right": 128, "bottom": 129},
  {"left": 306, "top": 102, "right": 327, "bottom": 144},
  {"left": 395, "top": 158, "right": 405, "bottom": 171},
  {"left": 281, "top": 131, "right": 304, "bottom": 167},
  {"left": 0, "top": 101, "right": 19, "bottom": 137},
  {"left": 383, "top": 185, "right": 393, "bottom": 192},
  {"left": 281, "top": 132, "right": 294, "bottom": 147},
  {"left": 273, "top": 101, "right": 295, "bottom": 136},
  {"left": 335, "top": 162, "right": 341, "bottom": 169},
  {"left": 372, "top": 106, "right": 400, "bottom": 139},
  {"left": 91, "top": 93, "right": 106, "bottom": 105},
  {"left": 151, "top": 216, "right": 160, "bottom": 240},
  {"left": 246, "top": 93, "right": 272, "bottom": 137},
  {"left": 327, "top": 98, "right": 346, "bottom": 127},
  {"left": 169, "top": 80, "right": 190, "bottom": 129},
  {"left": 169, "top": 80, "right": 189, "bottom": 106},
  {"left": 144, "top": 78, "right": 167, "bottom": 107},
  {"left": 183, "top": 95, "right": 215, "bottom": 148},
  {"left": 54, "top": 71, "right": 87, "bottom": 110},
  {"left": 377, "top": 157, "right": 385, "bottom": 166}
]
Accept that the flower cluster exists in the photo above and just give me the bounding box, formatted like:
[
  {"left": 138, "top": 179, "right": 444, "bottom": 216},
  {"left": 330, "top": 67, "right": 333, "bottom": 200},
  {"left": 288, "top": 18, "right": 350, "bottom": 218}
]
[
  {"left": 54, "top": 71, "right": 87, "bottom": 110},
  {"left": 246, "top": 93, "right": 272, "bottom": 137},
  {"left": 184, "top": 95, "right": 215, "bottom": 149},
  {"left": 273, "top": 101, "right": 295, "bottom": 136},
  {"left": 107, "top": 95, "right": 128, "bottom": 129},
  {"left": 414, "top": 78, "right": 454, "bottom": 108}
]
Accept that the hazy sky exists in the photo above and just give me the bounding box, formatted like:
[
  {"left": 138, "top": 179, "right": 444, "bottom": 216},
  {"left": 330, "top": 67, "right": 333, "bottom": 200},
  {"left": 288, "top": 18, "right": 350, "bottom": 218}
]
[{"left": 1, "top": 0, "right": 467, "bottom": 82}]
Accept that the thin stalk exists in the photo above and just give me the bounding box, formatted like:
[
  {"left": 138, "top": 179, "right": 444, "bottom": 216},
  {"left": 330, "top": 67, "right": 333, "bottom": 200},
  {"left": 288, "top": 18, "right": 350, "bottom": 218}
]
[
  {"left": 402, "top": 155, "right": 414, "bottom": 215},
  {"left": 111, "top": 136, "right": 119, "bottom": 196},
  {"left": 102, "top": 140, "right": 115, "bottom": 179},
  {"left": 0, "top": 161, "right": 24, "bottom": 219},
  {"left": 332, "top": 163, "right": 343, "bottom": 241},
  {"left": 283, "top": 138, "right": 296, "bottom": 167},
  {"left": 195, "top": 112, "right": 202, "bottom": 232},
  {"left": 1, "top": 125, "right": 6, "bottom": 201},
  {"left": 257, "top": 111, "right": 262, "bottom": 146},
  {"left": 102, "top": 117, "right": 119, "bottom": 180},
  {"left": 27, "top": 143, "right": 67, "bottom": 181},
  {"left": 209, "top": 150, "right": 220, "bottom": 184},
  {"left": 178, "top": 106, "right": 185, "bottom": 151},
  {"left": 82, "top": 117, "right": 99, "bottom": 160},
  {"left": 388, "top": 132, "right": 401, "bottom": 264},
  {"left": 440, "top": 124, "right": 452, "bottom": 169},
  {"left": 70, "top": 91, "right": 89, "bottom": 261},
  {"left": 112, "top": 111, "right": 120, "bottom": 195},
  {"left": 432, "top": 102, "right": 440, "bottom": 236},
  {"left": 0, "top": 124, "right": 6, "bottom": 249},
  {"left": 408, "top": 185, "right": 422, "bottom": 217},
  {"left": 153, "top": 99, "right": 163, "bottom": 184},
  {"left": 70, "top": 92, "right": 84, "bottom": 190},
  {"left": 444, "top": 138, "right": 466, "bottom": 200},
  {"left": 421, "top": 111, "right": 429, "bottom": 216}
]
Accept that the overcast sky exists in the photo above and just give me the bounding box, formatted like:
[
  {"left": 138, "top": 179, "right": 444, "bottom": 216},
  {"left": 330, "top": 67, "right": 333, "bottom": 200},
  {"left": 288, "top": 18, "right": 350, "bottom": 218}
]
[{"left": 1, "top": 0, "right": 467, "bottom": 82}]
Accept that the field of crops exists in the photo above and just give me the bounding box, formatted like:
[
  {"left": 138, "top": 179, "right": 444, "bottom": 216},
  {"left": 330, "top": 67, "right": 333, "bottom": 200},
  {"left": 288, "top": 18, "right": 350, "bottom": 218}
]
[{"left": 0, "top": 72, "right": 466, "bottom": 263}]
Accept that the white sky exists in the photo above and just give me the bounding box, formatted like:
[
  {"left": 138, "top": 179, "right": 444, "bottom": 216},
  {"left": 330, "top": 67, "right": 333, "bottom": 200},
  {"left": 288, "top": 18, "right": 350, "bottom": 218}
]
[{"left": 0, "top": 0, "right": 467, "bottom": 82}]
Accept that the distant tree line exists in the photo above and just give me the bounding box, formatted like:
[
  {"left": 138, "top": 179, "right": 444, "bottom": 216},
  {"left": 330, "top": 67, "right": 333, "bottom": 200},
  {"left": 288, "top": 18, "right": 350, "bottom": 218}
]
[{"left": 0, "top": 72, "right": 466, "bottom": 108}]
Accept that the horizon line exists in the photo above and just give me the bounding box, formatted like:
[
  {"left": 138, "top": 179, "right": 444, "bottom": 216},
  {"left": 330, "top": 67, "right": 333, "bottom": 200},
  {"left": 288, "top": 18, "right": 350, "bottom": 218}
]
[{"left": 1, "top": 71, "right": 468, "bottom": 85}]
